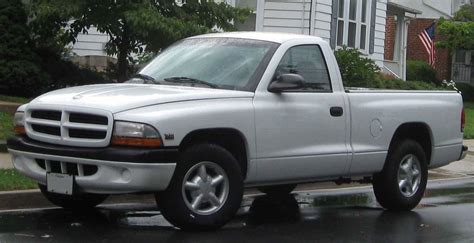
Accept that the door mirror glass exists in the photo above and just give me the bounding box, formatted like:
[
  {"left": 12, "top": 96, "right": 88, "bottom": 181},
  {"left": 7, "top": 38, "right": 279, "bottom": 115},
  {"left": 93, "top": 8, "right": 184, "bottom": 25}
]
[{"left": 268, "top": 73, "right": 304, "bottom": 93}]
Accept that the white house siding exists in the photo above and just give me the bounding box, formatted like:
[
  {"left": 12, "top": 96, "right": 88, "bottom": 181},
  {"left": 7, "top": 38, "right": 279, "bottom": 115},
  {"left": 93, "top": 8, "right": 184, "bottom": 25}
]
[
  {"left": 314, "top": 0, "right": 332, "bottom": 42},
  {"left": 262, "top": 0, "right": 312, "bottom": 35},
  {"left": 372, "top": 0, "right": 387, "bottom": 67},
  {"left": 260, "top": 0, "right": 332, "bottom": 40},
  {"left": 259, "top": 0, "right": 387, "bottom": 67},
  {"left": 391, "top": 0, "right": 471, "bottom": 19},
  {"left": 71, "top": 27, "right": 110, "bottom": 56}
]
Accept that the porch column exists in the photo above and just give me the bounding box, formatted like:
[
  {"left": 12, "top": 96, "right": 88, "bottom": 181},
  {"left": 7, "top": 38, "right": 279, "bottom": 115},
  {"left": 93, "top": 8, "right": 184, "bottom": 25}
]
[{"left": 400, "top": 17, "right": 409, "bottom": 81}]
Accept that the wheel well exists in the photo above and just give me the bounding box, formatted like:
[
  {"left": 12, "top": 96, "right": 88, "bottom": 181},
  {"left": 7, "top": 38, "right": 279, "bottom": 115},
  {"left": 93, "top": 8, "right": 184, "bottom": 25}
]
[
  {"left": 388, "top": 123, "right": 433, "bottom": 164},
  {"left": 179, "top": 128, "right": 249, "bottom": 178}
]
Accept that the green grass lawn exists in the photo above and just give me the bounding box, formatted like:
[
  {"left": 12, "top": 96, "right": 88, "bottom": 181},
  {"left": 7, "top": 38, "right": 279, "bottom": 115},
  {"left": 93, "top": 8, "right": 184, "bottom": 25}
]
[
  {"left": 0, "top": 112, "right": 13, "bottom": 140},
  {"left": 0, "top": 169, "right": 37, "bottom": 191},
  {"left": 464, "top": 102, "right": 474, "bottom": 139},
  {"left": 0, "top": 95, "right": 29, "bottom": 104}
]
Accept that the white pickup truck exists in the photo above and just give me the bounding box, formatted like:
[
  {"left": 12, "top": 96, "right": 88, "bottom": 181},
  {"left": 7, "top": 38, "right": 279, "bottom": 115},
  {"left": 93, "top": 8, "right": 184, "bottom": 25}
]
[{"left": 7, "top": 32, "right": 467, "bottom": 230}]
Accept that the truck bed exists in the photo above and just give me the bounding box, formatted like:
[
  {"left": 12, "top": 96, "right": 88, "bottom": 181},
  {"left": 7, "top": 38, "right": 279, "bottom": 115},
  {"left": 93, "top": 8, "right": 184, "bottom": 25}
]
[{"left": 345, "top": 90, "right": 463, "bottom": 176}]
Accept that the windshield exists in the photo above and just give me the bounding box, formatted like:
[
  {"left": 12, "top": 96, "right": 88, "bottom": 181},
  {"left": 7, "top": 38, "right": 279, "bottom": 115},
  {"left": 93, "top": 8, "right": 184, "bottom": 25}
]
[{"left": 139, "top": 38, "right": 278, "bottom": 91}]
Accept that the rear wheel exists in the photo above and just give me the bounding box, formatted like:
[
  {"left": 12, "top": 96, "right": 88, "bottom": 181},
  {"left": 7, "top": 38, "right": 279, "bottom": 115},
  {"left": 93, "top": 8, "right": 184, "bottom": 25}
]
[
  {"left": 156, "top": 143, "right": 243, "bottom": 231},
  {"left": 372, "top": 139, "right": 428, "bottom": 211},
  {"left": 39, "top": 184, "right": 108, "bottom": 210},
  {"left": 258, "top": 184, "right": 297, "bottom": 196}
]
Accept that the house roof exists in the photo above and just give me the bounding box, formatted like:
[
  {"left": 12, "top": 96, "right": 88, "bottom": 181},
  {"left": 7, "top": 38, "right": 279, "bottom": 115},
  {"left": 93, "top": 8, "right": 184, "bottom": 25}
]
[
  {"left": 189, "top": 32, "right": 324, "bottom": 44},
  {"left": 387, "top": 2, "right": 422, "bottom": 15}
]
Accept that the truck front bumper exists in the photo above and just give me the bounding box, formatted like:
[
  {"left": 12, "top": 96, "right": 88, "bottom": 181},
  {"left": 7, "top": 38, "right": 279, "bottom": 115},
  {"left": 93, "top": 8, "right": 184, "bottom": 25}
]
[{"left": 7, "top": 136, "right": 179, "bottom": 194}]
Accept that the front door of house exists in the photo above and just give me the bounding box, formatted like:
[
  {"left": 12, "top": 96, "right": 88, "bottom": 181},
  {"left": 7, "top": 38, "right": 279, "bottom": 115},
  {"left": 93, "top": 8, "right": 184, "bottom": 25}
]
[{"left": 452, "top": 50, "right": 474, "bottom": 84}]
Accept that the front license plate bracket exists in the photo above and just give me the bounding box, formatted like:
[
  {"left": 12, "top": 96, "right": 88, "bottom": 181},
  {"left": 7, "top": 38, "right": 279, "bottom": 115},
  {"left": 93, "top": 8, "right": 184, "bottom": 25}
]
[{"left": 47, "top": 173, "right": 74, "bottom": 195}]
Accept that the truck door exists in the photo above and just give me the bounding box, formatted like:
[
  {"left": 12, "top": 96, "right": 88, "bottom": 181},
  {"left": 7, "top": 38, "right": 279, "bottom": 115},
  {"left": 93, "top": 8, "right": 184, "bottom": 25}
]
[{"left": 253, "top": 44, "right": 349, "bottom": 183}]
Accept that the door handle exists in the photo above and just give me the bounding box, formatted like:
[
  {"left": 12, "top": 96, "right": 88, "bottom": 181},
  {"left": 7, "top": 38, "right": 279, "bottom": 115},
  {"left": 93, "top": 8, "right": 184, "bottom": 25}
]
[{"left": 330, "top": 106, "right": 343, "bottom": 117}]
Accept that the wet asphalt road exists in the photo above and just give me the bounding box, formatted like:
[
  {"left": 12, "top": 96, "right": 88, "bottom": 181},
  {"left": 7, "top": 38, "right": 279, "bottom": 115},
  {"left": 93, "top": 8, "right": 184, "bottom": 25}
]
[{"left": 0, "top": 178, "right": 473, "bottom": 242}]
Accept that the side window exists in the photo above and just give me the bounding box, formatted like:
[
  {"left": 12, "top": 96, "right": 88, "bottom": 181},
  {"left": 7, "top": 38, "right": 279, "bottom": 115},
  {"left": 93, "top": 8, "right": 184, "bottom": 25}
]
[{"left": 275, "top": 45, "right": 332, "bottom": 92}]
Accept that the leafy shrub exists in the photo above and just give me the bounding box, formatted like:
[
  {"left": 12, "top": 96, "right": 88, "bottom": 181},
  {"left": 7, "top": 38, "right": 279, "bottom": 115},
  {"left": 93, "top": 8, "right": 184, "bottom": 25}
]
[
  {"left": 406, "top": 60, "right": 438, "bottom": 84},
  {"left": 334, "top": 47, "right": 447, "bottom": 90},
  {"left": 456, "top": 83, "right": 474, "bottom": 101},
  {"left": 334, "top": 46, "right": 380, "bottom": 87},
  {"left": 105, "top": 61, "right": 138, "bottom": 82},
  {"left": 0, "top": 48, "right": 109, "bottom": 97},
  {"left": 370, "top": 73, "right": 446, "bottom": 90},
  {"left": 37, "top": 48, "right": 108, "bottom": 91}
]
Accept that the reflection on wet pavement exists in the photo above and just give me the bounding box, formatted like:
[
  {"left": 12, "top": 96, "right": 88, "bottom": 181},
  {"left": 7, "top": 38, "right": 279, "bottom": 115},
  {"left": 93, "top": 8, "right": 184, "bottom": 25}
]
[{"left": 0, "top": 178, "right": 473, "bottom": 242}]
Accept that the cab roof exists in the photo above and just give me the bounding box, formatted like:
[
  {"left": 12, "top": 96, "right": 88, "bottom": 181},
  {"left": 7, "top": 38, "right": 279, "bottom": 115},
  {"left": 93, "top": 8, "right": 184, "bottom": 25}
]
[{"left": 188, "top": 31, "right": 324, "bottom": 44}]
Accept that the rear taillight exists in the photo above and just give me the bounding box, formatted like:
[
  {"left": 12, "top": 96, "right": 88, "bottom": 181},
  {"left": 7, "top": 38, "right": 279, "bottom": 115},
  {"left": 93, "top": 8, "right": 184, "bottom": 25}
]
[{"left": 461, "top": 106, "right": 466, "bottom": 132}]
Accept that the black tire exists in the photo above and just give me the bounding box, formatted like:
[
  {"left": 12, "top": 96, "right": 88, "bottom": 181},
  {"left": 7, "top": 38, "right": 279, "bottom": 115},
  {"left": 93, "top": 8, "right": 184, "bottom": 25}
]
[
  {"left": 39, "top": 184, "right": 108, "bottom": 210},
  {"left": 156, "top": 143, "right": 244, "bottom": 231},
  {"left": 258, "top": 184, "right": 297, "bottom": 196},
  {"left": 372, "top": 139, "right": 428, "bottom": 211}
]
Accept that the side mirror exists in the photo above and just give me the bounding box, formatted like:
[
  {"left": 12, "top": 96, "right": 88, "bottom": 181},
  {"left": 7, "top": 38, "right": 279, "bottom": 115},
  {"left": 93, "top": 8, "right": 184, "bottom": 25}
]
[{"left": 268, "top": 73, "right": 304, "bottom": 93}]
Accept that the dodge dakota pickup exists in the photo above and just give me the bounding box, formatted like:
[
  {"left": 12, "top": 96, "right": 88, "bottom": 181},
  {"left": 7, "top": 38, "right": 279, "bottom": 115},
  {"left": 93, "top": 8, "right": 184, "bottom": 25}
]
[{"left": 7, "top": 32, "right": 467, "bottom": 230}]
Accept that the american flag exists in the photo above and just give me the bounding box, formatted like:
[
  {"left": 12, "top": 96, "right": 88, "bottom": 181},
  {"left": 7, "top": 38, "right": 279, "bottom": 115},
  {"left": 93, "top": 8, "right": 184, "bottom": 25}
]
[{"left": 418, "top": 23, "right": 436, "bottom": 66}]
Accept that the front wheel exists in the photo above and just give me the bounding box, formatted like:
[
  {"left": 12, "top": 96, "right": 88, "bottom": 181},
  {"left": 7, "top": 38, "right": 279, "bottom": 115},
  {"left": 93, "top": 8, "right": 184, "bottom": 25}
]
[
  {"left": 39, "top": 184, "right": 108, "bottom": 210},
  {"left": 156, "top": 143, "right": 244, "bottom": 231},
  {"left": 372, "top": 139, "right": 428, "bottom": 211}
]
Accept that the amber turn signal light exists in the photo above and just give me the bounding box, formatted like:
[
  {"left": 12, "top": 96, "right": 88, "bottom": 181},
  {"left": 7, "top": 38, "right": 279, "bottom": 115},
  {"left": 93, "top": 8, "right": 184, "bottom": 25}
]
[
  {"left": 111, "top": 137, "right": 162, "bottom": 148},
  {"left": 14, "top": 126, "right": 26, "bottom": 135}
]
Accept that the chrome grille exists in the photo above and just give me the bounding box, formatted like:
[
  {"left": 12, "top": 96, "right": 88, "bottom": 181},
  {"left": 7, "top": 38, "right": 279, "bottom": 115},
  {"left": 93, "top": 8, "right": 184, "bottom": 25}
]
[{"left": 25, "top": 106, "right": 113, "bottom": 147}]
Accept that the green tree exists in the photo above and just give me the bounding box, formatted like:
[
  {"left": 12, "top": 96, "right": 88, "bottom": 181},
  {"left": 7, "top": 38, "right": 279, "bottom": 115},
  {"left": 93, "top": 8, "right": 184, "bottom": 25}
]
[
  {"left": 31, "top": 0, "right": 250, "bottom": 82},
  {"left": 0, "top": 0, "right": 48, "bottom": 97},
  {"left": 437, "top": 4, "right": 474, "bottom": 51}
]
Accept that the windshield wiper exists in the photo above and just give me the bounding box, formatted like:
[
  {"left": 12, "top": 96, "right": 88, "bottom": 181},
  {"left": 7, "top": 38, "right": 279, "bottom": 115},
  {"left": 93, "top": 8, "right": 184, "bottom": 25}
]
[
  {"left": 128, "top": 73, "right": 161, "bottom": 84},
  {"left": 164, "top": 77, "right": 219, "bottom": 89}
]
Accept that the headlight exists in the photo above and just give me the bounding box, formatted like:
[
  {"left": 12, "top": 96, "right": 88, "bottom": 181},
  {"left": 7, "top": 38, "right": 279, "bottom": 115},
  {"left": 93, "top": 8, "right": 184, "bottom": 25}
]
[
  {"left": 111, "top": 121, "right": 162, "bottom": 147},
  {"left": 13, "top": 112, "right": 26, "bottom": 135}
]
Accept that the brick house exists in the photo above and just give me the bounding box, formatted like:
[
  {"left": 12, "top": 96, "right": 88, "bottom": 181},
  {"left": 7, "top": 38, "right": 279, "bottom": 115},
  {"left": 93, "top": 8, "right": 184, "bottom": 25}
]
[
  {"left": 382, "top": 2, "right": 421, "bottom": 80},
  {"left": 386, "top": 0, "right": 473, "bottom": 82}
]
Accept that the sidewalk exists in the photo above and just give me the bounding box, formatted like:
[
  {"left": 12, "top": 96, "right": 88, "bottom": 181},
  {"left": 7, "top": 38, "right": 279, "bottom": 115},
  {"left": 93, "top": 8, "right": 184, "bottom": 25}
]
[
  {"left": 434, "top": 139, "right": 474, "bottom": 176},
  {"left": 463, "top": 139, "right": 474, "bottom": 150}
]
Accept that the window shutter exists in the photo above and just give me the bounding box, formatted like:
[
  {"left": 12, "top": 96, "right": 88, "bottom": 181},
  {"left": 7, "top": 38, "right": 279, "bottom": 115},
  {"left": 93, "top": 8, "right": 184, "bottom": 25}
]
[
  {"left": 369, "top": 0, "right": 377, "bottom": 54},
  {"left": 330, "top": 0, "right": 339, "bottom": 49}
]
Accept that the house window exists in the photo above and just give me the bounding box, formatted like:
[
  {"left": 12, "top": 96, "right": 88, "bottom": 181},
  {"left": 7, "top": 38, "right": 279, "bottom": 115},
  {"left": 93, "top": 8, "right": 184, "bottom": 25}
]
[
  {"left": 336, "top": 0, "right": 371, "bottom": 51},
  {"left": 235, "top": 0, "right": 257, "bottom": 31}
]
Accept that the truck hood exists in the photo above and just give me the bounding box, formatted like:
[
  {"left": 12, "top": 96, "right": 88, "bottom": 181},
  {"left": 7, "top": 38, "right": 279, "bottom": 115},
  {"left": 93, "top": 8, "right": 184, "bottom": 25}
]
[{"left": 29, "top": 84, "right": 254, "bottom": 113}]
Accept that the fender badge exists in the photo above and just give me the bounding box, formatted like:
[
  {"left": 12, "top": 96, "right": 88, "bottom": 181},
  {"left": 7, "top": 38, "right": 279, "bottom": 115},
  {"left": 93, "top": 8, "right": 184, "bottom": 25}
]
[
  {"left": 73, "top": 95, "right": 83, "bottom": 100},
  {"left": 164, "top": 134, "right": 175, "bottom": 140}
]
